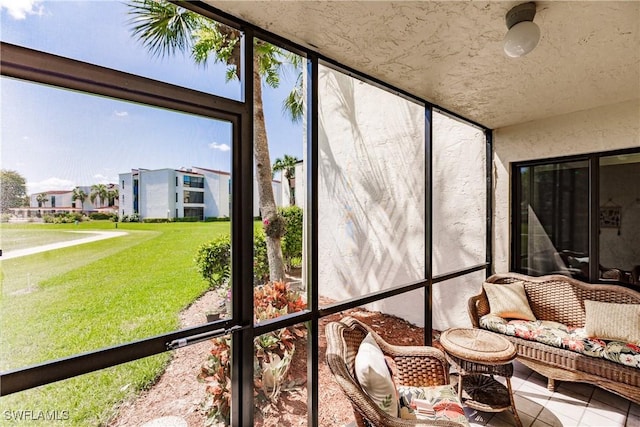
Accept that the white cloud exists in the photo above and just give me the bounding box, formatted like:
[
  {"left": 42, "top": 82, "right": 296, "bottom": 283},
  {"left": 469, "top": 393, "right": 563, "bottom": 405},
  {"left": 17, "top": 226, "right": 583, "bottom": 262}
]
[
  {"left": 114, "top": 110, "right": 129, "bottom": 117},
  {"left": 209, "top": 142, "right": 231, "bottom": 152},
  {"left": 28, "top": 177, "right": 75, "bottom": 195},
  {"left": 0, "top": 0, "right": 44, "bottom": 20}
]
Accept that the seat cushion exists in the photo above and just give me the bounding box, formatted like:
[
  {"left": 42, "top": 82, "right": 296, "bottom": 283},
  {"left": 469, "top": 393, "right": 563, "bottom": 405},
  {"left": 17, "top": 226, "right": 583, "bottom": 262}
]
[
  {"left": 354, "top": 332, "right": 399, "bottom": 417},
  {"left": 480, "top": 315, "right": 640, "bottom": 369},
  {"left": 397, "top": 385, "right": 469, "bottom": 426}
]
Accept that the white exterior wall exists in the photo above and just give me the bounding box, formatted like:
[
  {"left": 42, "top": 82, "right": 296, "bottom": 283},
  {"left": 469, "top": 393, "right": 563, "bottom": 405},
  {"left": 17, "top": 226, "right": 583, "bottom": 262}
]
[
  {"left": 493, "top": 99, "right": 640, "bottom": 273},
  {"left": 193, "top": 168, "right": 230, "bottom": 218},
  {"left": 252, "top": 180, "right": 283, "bottom": 217},
  {"left": 317, "top": 65, "right": 426, "bottom": 327},
  {"left": 30, "top": 191, "right": 74, "bottom": 208},
  {"left": 139, "top": 169, "right": 173, "bottom": 219},
  {"left": 119, "top": 174, "right": 134, "bottom": 218},
  {"left": 431, "top": 111, "right": 487, "bottom": 331}
]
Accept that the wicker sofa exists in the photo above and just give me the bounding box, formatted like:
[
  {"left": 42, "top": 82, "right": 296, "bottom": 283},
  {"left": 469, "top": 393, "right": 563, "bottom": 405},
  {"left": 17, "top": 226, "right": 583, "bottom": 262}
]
[{"left": 468, "top": 273, "right": 640, "bottom": 404}]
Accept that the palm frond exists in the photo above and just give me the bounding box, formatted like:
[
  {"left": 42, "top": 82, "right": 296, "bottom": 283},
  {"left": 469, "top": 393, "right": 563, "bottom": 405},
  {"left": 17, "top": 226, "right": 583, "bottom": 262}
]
[{"left": 126, "top": 0, "right": 202, "bottom": 58}]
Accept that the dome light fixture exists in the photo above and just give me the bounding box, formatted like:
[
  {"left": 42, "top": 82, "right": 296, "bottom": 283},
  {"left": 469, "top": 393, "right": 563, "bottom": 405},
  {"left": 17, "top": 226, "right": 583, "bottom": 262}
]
[{"left": 503, "top": 2, "right": 540, "bottom": 58}]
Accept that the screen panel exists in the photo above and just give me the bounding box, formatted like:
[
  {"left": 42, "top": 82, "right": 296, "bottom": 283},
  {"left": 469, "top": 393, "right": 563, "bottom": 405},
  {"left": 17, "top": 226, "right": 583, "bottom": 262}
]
[
  {"left": 432, "top": 110, "right": 487, "bottom": 276},
  {"left": 317, "top": 64, "right": 426, "bottom": 306}
]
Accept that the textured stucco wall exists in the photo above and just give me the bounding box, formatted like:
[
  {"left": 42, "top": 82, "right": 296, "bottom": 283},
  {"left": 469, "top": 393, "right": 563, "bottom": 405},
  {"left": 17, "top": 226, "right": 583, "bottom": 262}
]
[
  {"left": 493, "top": 99, "right": 640, "bottom": 273},
  {"left": 431, "top": 111, "right": 487, "bottom": 331},
  {"left": 317, "top": 65, "right": 426, "bottom": 326}
]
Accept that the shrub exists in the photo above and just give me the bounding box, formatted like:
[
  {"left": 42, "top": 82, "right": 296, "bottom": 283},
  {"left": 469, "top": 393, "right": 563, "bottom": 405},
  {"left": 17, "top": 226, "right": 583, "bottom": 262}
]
[
  {"left": 278, "top": 206, "right": 303, "bottom": 269},
  {"left": 195, "top": 235, "right": 231, "bottom": 290},
  {"left": 89, "top": 212, "right": 113, "bottom": 220},
  {"left": 142, "top": 217, "right": 173, "bottom": 223},
  {"left": 253, "top": 229, "right": 269, "bottom": 285},
  {"left": 174, "top": 216, "right": 199, "bottom": 222},
  {"left": 204, "top": 216, "right": 230, "bottom": 222},
  {"left": 0, "top": 214, "right": 10, "bottom": 223},
  {"left": 121, "top": 213, "right": 140, "bottom": 223}
]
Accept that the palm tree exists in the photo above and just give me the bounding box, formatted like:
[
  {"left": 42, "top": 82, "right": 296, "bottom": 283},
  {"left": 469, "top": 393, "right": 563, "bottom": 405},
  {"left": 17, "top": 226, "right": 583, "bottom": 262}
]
[
  {"left": 273, "top": 154, "right": 299, "bottom": 206},
  {"left": 127, "top": 0, "right": 303, "bottom": 282},
  {"left": 72, "top": 187, "right": 87, "bottom": 211},
  {"left": 107, "top": 187, "right": 119, "bottom": 207},
  {"left": 90, "top": 184, "right": 108, "bottom": 208},
  {"left": 35, "top": 193, "right": 49, "bottom": 208}
]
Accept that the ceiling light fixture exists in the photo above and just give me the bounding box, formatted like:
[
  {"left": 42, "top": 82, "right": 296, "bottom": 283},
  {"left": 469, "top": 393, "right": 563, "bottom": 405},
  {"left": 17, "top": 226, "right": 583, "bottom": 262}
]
[{"left": 503, "top": 2, "right": 540, "bottom": 58}]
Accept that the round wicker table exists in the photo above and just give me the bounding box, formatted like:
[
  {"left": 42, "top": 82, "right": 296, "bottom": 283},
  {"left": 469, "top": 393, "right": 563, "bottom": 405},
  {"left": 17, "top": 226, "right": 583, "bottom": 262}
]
[{"left": 440, "top": 328, "right": 522, "bottom": 427}]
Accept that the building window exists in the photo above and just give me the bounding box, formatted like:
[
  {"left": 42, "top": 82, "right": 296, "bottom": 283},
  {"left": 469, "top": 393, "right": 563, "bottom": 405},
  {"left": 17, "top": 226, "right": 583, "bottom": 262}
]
[
  {"left": 184, "top": 207, "right": 203, "bottom": 220},
  {"left": 122, "top": 180, "right": 125, "bottom": 189},
  {"left": 183, "top": 190, "right": 204, "bottom": 204},
  {"left": 175, "top": 193, "right": 178, "bottom": 203},
  {"left": 175, "top": 176, "right": 178, "bottom": 187},
  {"left": 183, "top": 175, "right": 204, "bottom": 188}
]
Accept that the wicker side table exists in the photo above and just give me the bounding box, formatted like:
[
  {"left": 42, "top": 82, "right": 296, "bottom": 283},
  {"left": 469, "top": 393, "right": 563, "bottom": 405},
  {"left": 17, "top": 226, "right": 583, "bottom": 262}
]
[{"left": 440, "top": 328, "right": 522, "bottom": 427}]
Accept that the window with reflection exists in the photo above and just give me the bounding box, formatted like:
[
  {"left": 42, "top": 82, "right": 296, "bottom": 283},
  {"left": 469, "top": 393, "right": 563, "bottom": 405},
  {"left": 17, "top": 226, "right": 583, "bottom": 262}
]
[
  {"left": 513, "top": 151, "right": 640, "bottom": 286},
  {"left": 514, "top": 160, "right": 589, "bottom": 278}
]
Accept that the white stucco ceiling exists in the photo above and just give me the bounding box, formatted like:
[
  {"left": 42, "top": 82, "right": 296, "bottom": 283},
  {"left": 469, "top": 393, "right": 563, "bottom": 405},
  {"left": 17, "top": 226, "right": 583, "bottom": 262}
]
[{"left": 207, "top": 1, "right": 640, "bottom": 129}]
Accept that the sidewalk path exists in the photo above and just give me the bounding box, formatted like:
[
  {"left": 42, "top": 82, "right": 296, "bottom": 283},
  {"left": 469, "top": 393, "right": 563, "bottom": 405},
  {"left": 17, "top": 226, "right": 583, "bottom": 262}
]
[{"left": 1, "top": 231, "right": 128, "bottom": 260}]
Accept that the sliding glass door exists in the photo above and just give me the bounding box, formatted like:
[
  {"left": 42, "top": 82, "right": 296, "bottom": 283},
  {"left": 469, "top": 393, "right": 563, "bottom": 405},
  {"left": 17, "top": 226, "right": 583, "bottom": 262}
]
[{"left": 513, "top": 150, "right": 640, "bottom": 288}]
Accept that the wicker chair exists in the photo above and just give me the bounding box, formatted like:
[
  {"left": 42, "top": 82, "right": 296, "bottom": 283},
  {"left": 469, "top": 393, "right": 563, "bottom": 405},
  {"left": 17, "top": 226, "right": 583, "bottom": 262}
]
[{"left": 325, "top": 316, "right": 468, "bottom": 427}]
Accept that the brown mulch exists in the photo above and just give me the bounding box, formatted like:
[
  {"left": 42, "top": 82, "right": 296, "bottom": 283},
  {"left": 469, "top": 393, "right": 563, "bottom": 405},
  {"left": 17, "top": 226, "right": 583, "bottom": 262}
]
[{"left": 108, "top": 292, "right": 433, "bottom": 427}]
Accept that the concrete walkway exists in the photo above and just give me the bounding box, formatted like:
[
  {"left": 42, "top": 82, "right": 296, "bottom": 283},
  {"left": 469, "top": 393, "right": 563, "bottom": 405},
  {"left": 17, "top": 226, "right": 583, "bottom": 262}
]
[{"left": 1, "top": 231, "right": 128, "bottom": 260}]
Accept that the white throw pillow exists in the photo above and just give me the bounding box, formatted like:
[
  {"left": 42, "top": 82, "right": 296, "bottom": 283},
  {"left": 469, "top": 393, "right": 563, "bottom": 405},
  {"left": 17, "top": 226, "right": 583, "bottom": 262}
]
[
  {"left": 354, "top": 332, "right": 399, "bottom": 417},
  {"left": 584, "top": 300, "right": 640, "bottom": 344},
  {"left": 483, "top": 281, "right": 536, "bottom": 321}
]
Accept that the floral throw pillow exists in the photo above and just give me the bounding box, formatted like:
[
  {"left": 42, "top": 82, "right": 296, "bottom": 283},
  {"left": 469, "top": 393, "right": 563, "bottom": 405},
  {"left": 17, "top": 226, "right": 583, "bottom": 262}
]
[{"left": 397, "top": 385, "right": 469, "bottom": 426}]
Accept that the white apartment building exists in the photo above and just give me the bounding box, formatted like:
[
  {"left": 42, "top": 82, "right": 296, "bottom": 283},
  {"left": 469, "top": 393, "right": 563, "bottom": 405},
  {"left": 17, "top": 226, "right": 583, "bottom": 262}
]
[{"left": 119, "top": 167, "right": 283, "bottom": 221}]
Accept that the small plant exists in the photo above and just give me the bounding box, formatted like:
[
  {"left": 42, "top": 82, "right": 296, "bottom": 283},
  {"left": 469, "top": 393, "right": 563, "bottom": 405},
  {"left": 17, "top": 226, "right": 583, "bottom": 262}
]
[
  {"left": 199, "top": 281, "right": 307, "bottom": 424},
  {"left": 199, "top": 336, "right": 232, "bottom": 426}
]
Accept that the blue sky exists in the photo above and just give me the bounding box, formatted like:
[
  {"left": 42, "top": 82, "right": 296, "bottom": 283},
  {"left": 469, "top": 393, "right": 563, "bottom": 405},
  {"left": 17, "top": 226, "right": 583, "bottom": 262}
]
[{"left": 0, "top": 0, "right": 303, "bottom": 194}]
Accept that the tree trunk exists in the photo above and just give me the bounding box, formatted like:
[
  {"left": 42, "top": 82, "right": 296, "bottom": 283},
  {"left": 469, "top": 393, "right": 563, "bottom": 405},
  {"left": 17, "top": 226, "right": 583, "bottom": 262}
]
[{"left": 253, "top": 55, "right": 286, "bottom": 282}]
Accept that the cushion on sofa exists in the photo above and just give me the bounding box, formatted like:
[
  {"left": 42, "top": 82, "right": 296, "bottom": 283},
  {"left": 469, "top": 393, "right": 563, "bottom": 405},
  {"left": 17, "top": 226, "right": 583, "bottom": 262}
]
[
  {"left": 355, "top": 332, "right": 399, "bottom": 417},
  {"left": 397, "top": 385, "right": 469, "bottom": 426},
  {"left": 480, "top": 315, "right": 640, "bottom": 369},
  {"left": 483, "top": 281, "right": 536, "bottom": 321},
  {"left": 584, "top": 300, "right": 640, "bottom": 345}
]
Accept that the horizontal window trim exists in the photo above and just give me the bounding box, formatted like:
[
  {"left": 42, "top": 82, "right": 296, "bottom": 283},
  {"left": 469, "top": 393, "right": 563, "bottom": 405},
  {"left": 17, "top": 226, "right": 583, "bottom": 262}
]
[
  {"left": 0, "top": 42, "right": 245, "bottom": 121},
  {"left": 512, "top": 147, "right": 640, "bottom": 169},
  {"left": 0, "top": 319, "right": 238, "bottom": 396}
]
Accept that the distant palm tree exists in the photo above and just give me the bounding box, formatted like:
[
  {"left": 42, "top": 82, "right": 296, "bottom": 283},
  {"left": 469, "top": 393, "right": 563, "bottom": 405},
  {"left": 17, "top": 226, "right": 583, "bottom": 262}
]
[
  {"left": 36, "top": 193, "right": 49, "bottom": 208},
  {"left": 107, "top": 187, "right": 119, "bottom": 207},
  {"left": 273, "top": 154, "right": 299, "bottom": 206},
  {"left": 90, "top": 184, "right": 108, "bottom": 208},
  {"left": 72, "top": 187, "right": 87, "bottom": 211},
  {"left": 127, "top": 0, "right": 304, "bottom": 281}
]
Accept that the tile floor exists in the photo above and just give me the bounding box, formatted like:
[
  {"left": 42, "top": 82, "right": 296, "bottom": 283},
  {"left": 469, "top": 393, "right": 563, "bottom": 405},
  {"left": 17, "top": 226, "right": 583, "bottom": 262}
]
[{"left": 463, "top": 361, "right": 639, "bottom": 427}]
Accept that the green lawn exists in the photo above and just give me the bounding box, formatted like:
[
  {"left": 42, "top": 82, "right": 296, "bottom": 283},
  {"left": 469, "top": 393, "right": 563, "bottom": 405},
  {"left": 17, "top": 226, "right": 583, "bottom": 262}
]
[{"left": 0, "top": 221, "right": 230, "bottom": 425}]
